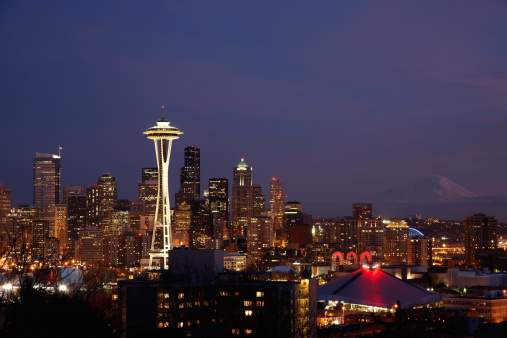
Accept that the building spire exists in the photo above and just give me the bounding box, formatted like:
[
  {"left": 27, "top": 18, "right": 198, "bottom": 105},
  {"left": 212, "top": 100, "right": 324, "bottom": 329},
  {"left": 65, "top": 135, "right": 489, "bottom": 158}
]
[{"left": 159, "top": 105, "right": 168, "bottom": 122}]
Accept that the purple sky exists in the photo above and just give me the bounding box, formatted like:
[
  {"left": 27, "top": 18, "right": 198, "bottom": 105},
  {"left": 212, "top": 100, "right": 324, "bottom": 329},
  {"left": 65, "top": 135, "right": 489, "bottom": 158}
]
[{"left": 1, "top": 1, "right": 506, "bottom": 220}]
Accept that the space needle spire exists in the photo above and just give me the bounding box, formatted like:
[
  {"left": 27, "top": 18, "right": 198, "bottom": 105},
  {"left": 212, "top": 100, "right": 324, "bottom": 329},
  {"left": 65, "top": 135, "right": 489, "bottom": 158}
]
[{"left": 143, "top": 106, "right": 183, "bottom": 269}]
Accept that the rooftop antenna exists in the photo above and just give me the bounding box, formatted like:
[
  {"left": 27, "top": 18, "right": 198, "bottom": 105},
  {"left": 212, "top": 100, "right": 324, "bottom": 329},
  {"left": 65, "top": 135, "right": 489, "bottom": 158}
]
[
  {"left": 162, "top": 105, "right": 165, "bottom": 119},
  {"left": 58, "top": 146, "right": 62, "bottom": 157}
]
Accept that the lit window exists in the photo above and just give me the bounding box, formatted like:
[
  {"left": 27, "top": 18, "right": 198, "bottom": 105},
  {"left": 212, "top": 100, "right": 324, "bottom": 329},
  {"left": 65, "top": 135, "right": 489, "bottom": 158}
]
[
  {"left": 178, "top": 322, "right": 184, "bottom": 328},
  {"left": 179, "top": 303, "right": 185, "bottom": 309},
  {"left": 256, "top": 301, "right": 264, "bottom": 307},
  {"left": 244, "top": 301, "right": 252, "bottom": 306},
  {"left": 256, "top": 292, "right": 264, "bottom": 297},
  {"left": 178, "top": 293, "right": 184, "bottom": 299},
  {"left": 220, "top": 291, "right": 228, "bottom": 296},
  {"left": 245, "top": 310, "right": 252, "bottom": 316},
  {"left": 245, "top": 329, "right": 253, "bottom": 334}
]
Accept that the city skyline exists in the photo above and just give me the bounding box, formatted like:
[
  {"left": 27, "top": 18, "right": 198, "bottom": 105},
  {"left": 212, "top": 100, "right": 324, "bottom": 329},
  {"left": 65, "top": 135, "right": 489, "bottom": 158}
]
[{"left": 1, "top": 1, "right": 507, "bottom": 220}]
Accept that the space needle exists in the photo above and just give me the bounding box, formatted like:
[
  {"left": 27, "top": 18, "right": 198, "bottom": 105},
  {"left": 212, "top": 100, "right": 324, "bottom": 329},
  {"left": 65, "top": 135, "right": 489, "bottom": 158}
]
[{"left": 143, "top": 107, "right": 183, "bottom": 269}]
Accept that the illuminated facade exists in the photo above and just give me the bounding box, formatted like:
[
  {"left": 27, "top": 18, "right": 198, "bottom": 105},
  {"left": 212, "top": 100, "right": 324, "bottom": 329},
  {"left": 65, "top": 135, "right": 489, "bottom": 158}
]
[
  {"left": 77, "top": 227, "right": 103, "bottom": 265},
  {"left": 33, "top": 153, "right": 61, "bottom": 221},
  {"left": 97, "top": 173, "right": 118, "bottom": 236},
  {"left": 464, "top": 213, "right": 497, "bottom": 267},
  {"left": 0, "top": 187, "right": 11, "bottom": 248},
  {"left": 252, "top": 184, "right": 265, "bottom": 216},
  {"left": 384, "top": 219, "right": 409, "bottom": 264},
  {"left": 138, "top": 168, "right": 158, "bottom": 216},
  {"left": 231, "top": 158, "right": 252, "bottom": 234},
  {"left": 209, "top": 178, "right": 229, "bottom": 223},
  {"left": 352, "top": 203, "right": 372, "bottom": 220},
  {"left": 269, "top": 178, "right": 285, "bottom": 243},
  {"left": 54, "top": 203, "right": 67, "bottom": 252},
  {"left": 247, "top": 215, "right": 273, "bottom": 268},
  {"left": 143, "top": 112, "right": 183, "bottom": 269}
]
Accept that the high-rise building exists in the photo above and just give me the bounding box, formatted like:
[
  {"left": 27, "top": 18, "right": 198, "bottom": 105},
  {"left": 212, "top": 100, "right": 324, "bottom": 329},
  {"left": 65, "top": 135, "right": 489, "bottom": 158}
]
[
  {"left": 408, "top": 235, "right": 432, "bottom": 266},
  {"left": 67, "top": 194, "right": 87, "bottom": 257},
  {"left": 175, "top": 146, "right": 200, "bottom": 207},
  {"left": 252, "top": 184, "right": 265, "bottom": 216},
  {"left": 188, "top": 200, "right": 213, "bottom": 250},
  {"left": 77, "top": 227, "right": 103, "bottom": 265},
  {"left": 353, "top": 203, "right": 372, "bottom": 220},
  {"left": 33, "top": 153, "right": 61, "bottom": 220},
  {"left": 384, "top": 219, "right": 409, "bottom": 264},
  {"left": 143, "top": 112, "right": 183, "bottom": 269},
  {"left": 209, "top": 178, "right": 229, "bottom": 224},
  {"left": 357, "top": 218, "right": 384, "bottom": 260},
  {"left": 464, "top": 214, "right": 497, "bottom": 267},
  {"left": 247, "top": 215, "right": 273, "bottom": 268},
  {"left": 97, "top": 173, "right": 118, "bottom": 236},
  {"left": 0, "top": 186, "right": 11, "bottom": 246},
  {"left": 269, "top": 178, "right": 284, "bottom": 243},
  {"left": 32, "top": 219, "right": 50, "bottom": 261},
  {"left": 231, "top": 158, "right": 253, "bottom": 234},
  {"left": 63, "top": 186, "right": 86, "bottom": 204},
  {"left": 54, "top": 203, "right": 67, "bottom": 251},
  {"left": 138, "top": 168, "right": 158, "bottom": 217}
]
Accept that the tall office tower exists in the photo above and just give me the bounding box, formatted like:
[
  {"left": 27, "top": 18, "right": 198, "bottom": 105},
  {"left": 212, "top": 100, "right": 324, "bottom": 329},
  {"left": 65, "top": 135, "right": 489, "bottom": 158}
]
[
  {"left": 32, "top": 219, "right": 50, "bottom": 261},
  {"left": 231, "top": 158, "right": 253, "bottom": 235},
  {"left": 33, "top": 153, "right": 61, "bottom": 221},
  {"left": 54, "top": 203, "right": 67, "bottom": 251},
  {"left": 86, "top": 185, "right": 100, "bottom": 227},
  {"left": 144, "top": 112, "right": 183, "bottom": 269},
  {"left": 269, "top": 178, "right": 285, "bottom": 243},
  {"left": 0, "top": 187, "right": 11, "bottom": 245},
  {"left": 97, "top": 173, "right": 118, "bottom": 236},
  {"left": 247, "top": 215, "right": 273, "bottom": 268},
  {"left": 130, "top": 200, "right": 145, "bottom": 234},
  {"left": 138, "top": 168, "right": 158, "bottom": 216},
  {"left": 111, "top": 207, "right": 130, "bottom": 236},
  {"left": 67, "top": 194, "right": 87, "bottom": 257},
  {"left": 285, "top": 201, "right": 303, "bottom": 224},
  {"left": 5, "top": 206, "right": 38, "bottom": 261},
  {"left": 63, "top": 186, "right": 86, "bottom": 204},
  {"left": 353, "top": 203, "right": 372, "bottom": 220},
  {"left": 209, "top": 178, "right": 229, "bottom": 223},
  {"left": 175, "top": 146, "right": 200, "bottom": 207},
  {"left": 188, "top": 200, "right": 213, "bottom": 249},
  {"left": 464, "top": 213, "right": 497, "bottom": 267},
  {"left": 384, "top": 219, "right": 409, "bottom": 264},
  {"left": 77, "top": 227, "right": 103, "bottom": 265},
  {"left": 252, "top": 184, "right": 265, "bottom": 216}
]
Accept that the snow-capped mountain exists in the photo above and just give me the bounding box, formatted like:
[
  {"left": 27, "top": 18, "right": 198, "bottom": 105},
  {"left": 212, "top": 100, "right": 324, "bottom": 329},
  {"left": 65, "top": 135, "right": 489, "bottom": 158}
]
[{"left": 378, "top": 175, "right": 478, "bottom": 203}]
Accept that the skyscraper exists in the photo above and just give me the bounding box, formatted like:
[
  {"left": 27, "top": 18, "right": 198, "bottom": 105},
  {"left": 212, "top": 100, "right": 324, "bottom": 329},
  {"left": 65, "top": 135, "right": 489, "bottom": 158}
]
[
  {"left": 252, "top": 184, "right": 265, "bottom": 216},
  {"left": 144, "top": 111, "right": 183, "bottom": 269},
  {"left": 231, "top": 158, "right": 252, "bottom": 234},
  {"left": 97, "top": 173, "right": 118, "bottom": 236},
  {"left": 269, "top": 178, "right": 284, "bottom": 242},
  {"left": 209, "top": 178, "right": 229, "bottom": 224},
  {"left": 175, "top": 146, "right": 200, "bottom": 207},
  {"left": 138, "top": 168, "right": 158, "bottom": 216},
  {"left": 464, "top": 213, "right": 497, "bottom": 267},
  {"left": 33, "top": 153, "right": 61, "bottom": 220},
  {"left": 0, "top": 186, "right": 11, "bottom": 251}
]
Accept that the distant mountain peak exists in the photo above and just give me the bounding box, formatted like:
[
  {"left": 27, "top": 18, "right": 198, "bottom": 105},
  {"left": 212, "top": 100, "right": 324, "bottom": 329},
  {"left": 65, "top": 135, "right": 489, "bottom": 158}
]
[{"left": 378, "top": 175, "right": 478, "bottom": 203}]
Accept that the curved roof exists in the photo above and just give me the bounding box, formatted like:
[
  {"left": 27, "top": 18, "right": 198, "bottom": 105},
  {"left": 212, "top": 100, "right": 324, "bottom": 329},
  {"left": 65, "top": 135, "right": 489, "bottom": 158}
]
[
  {"left": 318, "top": 267, "right": 441, "bottom": 309},
  {"left": 236, "top": 158, "right": 249, "bottom": 168},
  {"left": 409, "top": 228, "right": 424, "bottom": 238}
]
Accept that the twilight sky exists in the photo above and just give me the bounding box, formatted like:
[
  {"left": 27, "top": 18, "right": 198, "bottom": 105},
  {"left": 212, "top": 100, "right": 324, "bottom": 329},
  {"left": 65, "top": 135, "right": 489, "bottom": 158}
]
[{"left": 1, "top": 1, "right": 506, "bottom": 220}]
